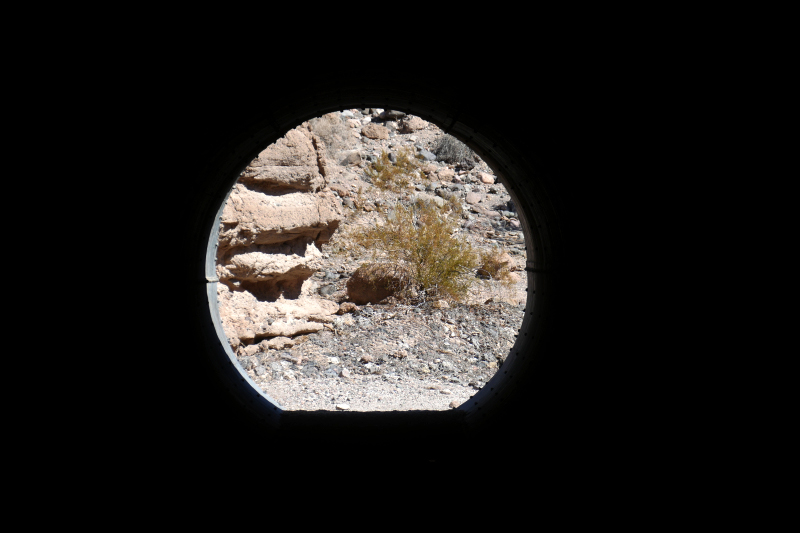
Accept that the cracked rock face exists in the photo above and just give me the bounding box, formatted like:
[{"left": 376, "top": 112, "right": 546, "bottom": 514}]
[{"left": 216, "top": 123, "right": 343, "bottom": 348}]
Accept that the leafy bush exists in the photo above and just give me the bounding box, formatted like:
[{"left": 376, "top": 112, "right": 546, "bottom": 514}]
[
  {"left": 431, "top": 134, "right": 476, "bottom": 165},
  {"left": 351, "top": 199, "right": 479, "bottom": 302},
  {"left": 308, "top": 113, "right": 357, "bottom": 157},
  {"left": 364, "top": 147, "right": 427, "bottom": 191}
]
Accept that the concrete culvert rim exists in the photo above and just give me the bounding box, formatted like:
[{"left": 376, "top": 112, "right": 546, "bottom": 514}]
[{"left": 192, "top": 91, "right": 558, "bottom": 450}]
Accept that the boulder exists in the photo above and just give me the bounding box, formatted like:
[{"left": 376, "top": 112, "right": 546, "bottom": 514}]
[
  {"left": 251, "top": 127, "right": 318, "bottom": 167},
  {"left": 361, "top": 123, "right": 390, "bottom": 140},
  {"left": 216, "top": 240, "right": 324, "bottom": 284},
  {"left": 399, "top": 116, "right": 427, "bottom": 133},
  {"left": 346, "top": 263, "right": 412, "bottom": 305},
  {"left": 218, "top": 185, "right": 342, "bottom": 251},
  {"left": 217, "top": 283, "right": 338, "bottom": 343},
  {"left": 418, "top": 149, "right": 437, "bottom": 161},
  {"left": 379, "top": 110, "right": 406, "bottom": 120}
]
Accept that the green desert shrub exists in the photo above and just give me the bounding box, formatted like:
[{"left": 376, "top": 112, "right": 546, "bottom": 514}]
[
  {"left": 351, "top": 199, "right": 479, "bottom": 302},
  {"left": 364, "top": 147, "right": 427, "bottom": 191}
]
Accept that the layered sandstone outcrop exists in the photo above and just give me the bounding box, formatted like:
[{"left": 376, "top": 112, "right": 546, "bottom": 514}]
[{"left": 216, "top": 122, "right": 344, "bottom": 351}]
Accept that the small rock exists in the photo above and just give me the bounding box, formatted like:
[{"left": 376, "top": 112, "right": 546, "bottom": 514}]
[
  {"left": 465, "top": 192, "right": 482, "bottom": 205},
  {"left": 339, "top": 368, "right": 351, "bottom": 378},
  {"left": 478, "top": 172, "right": 495, "bottom": 184},
  {"left": 418, "top": 149, "right": 437, "bottom": 161},
  {"left": 337, "top": 302, "right": 359, "bottom": 314},
  {"left": 266, "top": 336, "right": 295, "bottom": 350},
  {"left": 380, "top": 110, "right": 406, "bottom": 120},
  {"left": 390, "top": 349, "right": 408, "bottom": 359},
  {"left": 440, "top": 389, "right": 452, "bottom": 395},
  {"left": 281, "top": 353, "right": 302, "bottom": 364},
  {"left": 319, "top": 284, "right": 337, "bottom": 296},
  {"left": 339, "top": 151, "right": 361, "bottom": 166},
  {"left": 437, "top": 168, "right": 455, "bottom": 181},
  {"left": 449, "top": 401, "right": 460, "bottom": 409},
  {"left": 335, "top": 404, "right": 350, "bottom": 410}
]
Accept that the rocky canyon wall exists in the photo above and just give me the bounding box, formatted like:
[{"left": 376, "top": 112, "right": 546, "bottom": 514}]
[{"left": 216, "top": 120, "right": 344, "bottom": 354}]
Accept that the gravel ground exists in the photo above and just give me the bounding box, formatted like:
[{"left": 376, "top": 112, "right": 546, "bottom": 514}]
[
  {"left": 262, "top": 373, "right": 476, "bottom": 412},
  {"left": 237, "top": 300, "right": 525, "bottom": 411}
]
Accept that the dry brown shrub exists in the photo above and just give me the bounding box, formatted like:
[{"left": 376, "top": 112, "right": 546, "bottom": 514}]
[{"left": 351, "top": 199, "right": 479, "bottom": 303}]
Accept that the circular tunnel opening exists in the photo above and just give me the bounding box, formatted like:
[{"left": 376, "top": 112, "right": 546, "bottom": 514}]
[
  {"left": 212, "top": 108, "right": 531, "bottom": 413},
  {"left": 191, "top": 90, "right": 557, "bottom": 451}
]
